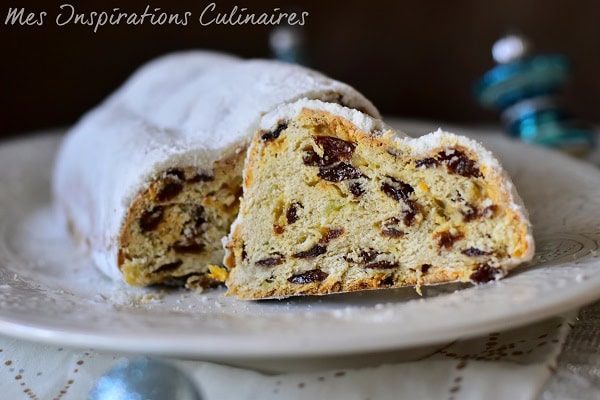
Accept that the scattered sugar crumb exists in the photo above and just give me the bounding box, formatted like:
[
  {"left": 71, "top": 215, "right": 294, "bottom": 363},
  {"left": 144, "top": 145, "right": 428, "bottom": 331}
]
[
  {"left": 331, "top": 307, "right": 355, "bottom": 319},
  {"left": 93, "top": 294, "right": 107, "bottom": 302},
  {"left": 370, "top": 309, "right": 398, "bottom": 322},
  {"left": 139, "top": 292, "right": 165, "bottom": 305}
]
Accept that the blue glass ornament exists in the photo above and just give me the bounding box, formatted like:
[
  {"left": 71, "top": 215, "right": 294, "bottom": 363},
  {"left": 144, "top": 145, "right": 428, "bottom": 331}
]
[
  {"left": 88, "top": 357, "right": 202, "bottom": 400},
  {"left": 475, "top": 34, "right": 595, "bottom": 156}
]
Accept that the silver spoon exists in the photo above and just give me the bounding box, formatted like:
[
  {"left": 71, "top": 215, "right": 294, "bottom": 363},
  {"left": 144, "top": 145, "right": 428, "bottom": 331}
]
[{"left": 88, "top": 357, "right": 203, "bottom": 400}]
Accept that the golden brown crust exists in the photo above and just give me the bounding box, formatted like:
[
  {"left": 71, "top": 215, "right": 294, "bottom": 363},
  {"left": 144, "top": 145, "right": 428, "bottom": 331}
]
[{"left": 229, "top": 266, "right": 470, "bottom": 300}]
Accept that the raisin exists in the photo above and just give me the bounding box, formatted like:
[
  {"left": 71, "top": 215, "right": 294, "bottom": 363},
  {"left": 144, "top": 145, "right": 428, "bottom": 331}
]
[
  {"left": 318, "top": 162, "right": 364, "bottom": 182},
  {"left": 165, "top": 168, "right": 185, "bottom": 180},
  {"left": 381, "top": 183, "right": 401, "bottom": 202},
  {"left": 470, "top": 263, "right": 502, "bottom": 284},
  {"left": 344, "top": 248, "right": 384, "bottom": 265},
  {"left": 256, "top": 253, "right": 285, "bottom": 267},
  {"left": 288, "top": 269, "right": 329, "bottom": 284},
  {"left": 314, "top": 136, "right": 355, "bottom": 165},
  {"left": 195, "top": 215, "right": 206, "bottom": 227},
  {"left": 461, "top": 204, "right": 497, "bottom": 221},
  {"left": 241, "top": 245, "right": 247, "bottom": 261},
  {"left": 381, "top": 227, "right": 404, "bottom": 238},
  {"left": 286, "top": 202, "right": 303, "bottom": 224},
  {"left": 380, "top": 177, "right": 414, "bottom": 203},
  {"left": 415, "top": 157, "right": 439, "bottom": 168},
  {"left": 383, "top": 217, "right": 400, "bottom": 225},
  {"left": 448, "top": 157, "right": 482, "bottom": 178},
  {"left": 481, "top": 205, "right": 498, "bottom": 218},
  {"left": 364, "top": 249, "right": 382, "bottom": 264},
  {"left": 319, "top": 227, "right": 345, "bottom": 244},
  {"left": 421, "top": 264, "right": 432, "bottom": 274},
  {"left": 381, "top": 218, "right": 404, "bottom": 238},
  {"left": 188, "top": 173, "right": 214, "bottom": 183},
  {"left": 154, "top": 260, "right": 183, "bottom": 273},
  {"left": 273, "top": 224, "right": 285, "bottom": 235},
  {"left": 435, "top": 231, "right": 464, "bottom": 249},
  {"left": 462, "top": 247, "right": 490, "bottom": 256},
  {"left": 156, "top": 180, "right": 183, "bottom": 202},
  {"left": 302, "top": 149, "right": 323, "bottom": 166},
  {"left": 461, "top": 203, "right": 478, "bottom": 222},
  {"left": 139, "top": 206, "right": 164, "bottom": 232},
  {"left": 261, "top": 122, "right": 288, "bottom": 142},
  {"left": 303, "top": 136, "right": 356, "bottom": 170},
  {"left": 192, "top": 206, "right": 206, "bottom": 227},
  {"left": 460, "top": 203, "right": 499, "bottom": 222},
  {"left": 351, "top": 249, "right": 379, "bottom": 264},
  {"left": 156, "top": 168, "right": 186, "bottom": 201},
  {"left": 349, "top": 181, "right": 365, "bottom": 197},
  {"left": 403, "top": 200, "right": 418, "bottom": 226},
  {"left": 172, "top": 243, "right": 205, "bottom": 254},
  {"left": 436, "top": 149, "right": 456, "bottom": 161},
  {"left": 364, "top": 260, "right": 398, "bottom": 269},
  {"left": 437, "top": 149, "right": 482, "bottom": 178},
  {"left": 381, "top": 276, "right": 395, "bottom": 286},
  {"left": 293, "top": 244, "right": 327, "bottom": 259}
]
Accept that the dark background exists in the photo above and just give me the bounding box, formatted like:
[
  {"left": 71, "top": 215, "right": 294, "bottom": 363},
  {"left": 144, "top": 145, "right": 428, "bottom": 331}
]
[{"left": 1, "top": 0, "right": 599, "bottom": 138}]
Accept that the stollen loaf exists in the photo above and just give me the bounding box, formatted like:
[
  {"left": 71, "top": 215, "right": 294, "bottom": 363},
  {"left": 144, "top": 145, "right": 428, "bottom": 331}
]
[{"left": 53, "top": 51, "right": 379, "bottom": 286}]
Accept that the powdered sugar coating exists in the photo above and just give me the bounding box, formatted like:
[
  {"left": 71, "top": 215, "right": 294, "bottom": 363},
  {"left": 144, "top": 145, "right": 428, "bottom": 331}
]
[
  {"left": 259, "top": 98, "right": 396, "bottom": 137},
  {"left": 53, "top": 52, "right": 379, "bottom": 281}
]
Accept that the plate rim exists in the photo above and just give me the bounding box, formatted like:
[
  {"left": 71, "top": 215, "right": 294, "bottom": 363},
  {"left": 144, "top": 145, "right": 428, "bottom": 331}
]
[
  {"left": 1, "top": 128, "right": 600, "bottom": 360},
  {"left": 0, "top": 275, "right": 599, "bottom": 359}
]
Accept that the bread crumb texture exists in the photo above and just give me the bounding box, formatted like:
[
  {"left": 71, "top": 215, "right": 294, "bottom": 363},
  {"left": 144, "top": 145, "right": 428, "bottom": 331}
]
[
  {"left": 119, "top": 152, "right": 244, "bottom": 286},
  {"left": 226, "top": 108, "right": 530, "bottom": 299}
]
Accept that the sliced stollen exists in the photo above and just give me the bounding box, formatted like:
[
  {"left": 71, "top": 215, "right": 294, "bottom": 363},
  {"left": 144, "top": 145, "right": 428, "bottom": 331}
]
[
  {"left": 224, "top": 99, "right": 534, "bottom": 299},
  {"left": 53, "top": 51, "right": 378, "bottom": 287}
]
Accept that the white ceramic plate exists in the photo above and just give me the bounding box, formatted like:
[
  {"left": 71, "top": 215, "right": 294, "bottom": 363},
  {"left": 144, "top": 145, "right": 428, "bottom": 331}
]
[{"left": 1, "top": 123, "right": 600, "bottom": 364}]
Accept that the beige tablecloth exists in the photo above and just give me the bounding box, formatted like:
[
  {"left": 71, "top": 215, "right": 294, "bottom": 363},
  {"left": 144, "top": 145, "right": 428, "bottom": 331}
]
[{"left": 541, "top": 301, "right": 600, "bottom": 399}]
